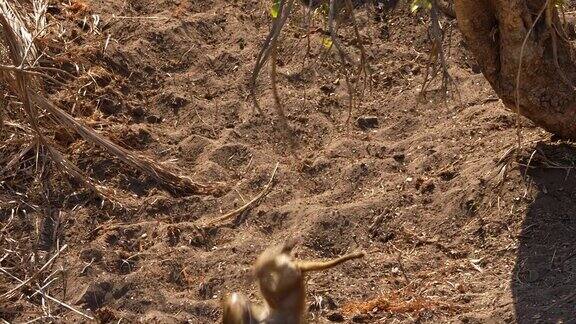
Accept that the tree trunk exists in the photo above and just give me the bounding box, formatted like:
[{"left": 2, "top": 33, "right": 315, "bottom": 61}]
[{"left": 454, "top": 0, "right": 576, "bottom": 139}]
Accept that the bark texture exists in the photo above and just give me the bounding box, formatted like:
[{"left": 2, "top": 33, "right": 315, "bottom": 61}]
[{"left": 455, "top": 0, "right": 576, "bottom": 139}]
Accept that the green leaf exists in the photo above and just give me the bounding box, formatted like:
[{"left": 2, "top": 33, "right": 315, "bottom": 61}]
[
  {"left": 318, "top": 3, "right": 329, "bottom": 18},
  {"left": 322, "top": 37, "right": 333, "bottom": 49},
  {"left": 270, "top": 0, "right": 281, "bottom": 18},
  {"left": 410, "top": 0, "right": 432, "bottom": 13}
]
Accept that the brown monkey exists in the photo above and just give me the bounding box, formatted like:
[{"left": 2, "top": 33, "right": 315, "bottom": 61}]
[{"left": 222, "top": 240, "right": 365, "bottom": 324}]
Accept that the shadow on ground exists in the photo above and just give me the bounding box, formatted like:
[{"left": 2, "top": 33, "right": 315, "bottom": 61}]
[{"left": 513, "top": 142, "right": 576, "bottom": 323}]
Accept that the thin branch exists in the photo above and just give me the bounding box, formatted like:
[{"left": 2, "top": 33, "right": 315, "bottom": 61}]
[
  {"left": 328, "top": 0, "right": 354, "bottom": 122},
  {"left": 202, "top": 163, "right": 279, "bottom": 226},
  {"left": 250, "top": 0, "right": 294, "bottom": 114}
]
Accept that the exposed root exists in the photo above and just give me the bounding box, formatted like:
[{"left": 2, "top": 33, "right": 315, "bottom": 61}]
[
  {"left": 253, "top": 0, "right": 371, "bottom": 126},
  {"left": 328, "top": 0, "right": 356, "bottom": 122},
  {"left": 270, "top": 46, "right": 297, "bottom": 151},
  {"left": 419, "top": 0, "right": 458, "bottom": 102},
  {"left": 546, "top": 1, "right": 575, "bottom": 92},
  {"left": 302, "top": 0, "right": 315, "bottom": 67},
  {"left": 345, "top": 0, "right": 371, "bottom": 110},
  {"left": 514, "top": 2, "right": 548, "bottom": 152},
  {"left": 437, "top": 0, "right": 455, "bottom": 18},
  {"left": 249, "top": 0, "right": 294, "bottom": 115}
]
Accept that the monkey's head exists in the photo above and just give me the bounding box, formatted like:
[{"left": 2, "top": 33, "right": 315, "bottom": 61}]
[{"left": 253, "top": 240, "right": 304, "bottom": 309}]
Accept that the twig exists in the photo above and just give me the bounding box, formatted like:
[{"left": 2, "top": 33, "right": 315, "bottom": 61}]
[
  {"left": 420, "top": 0, "right": 458, "bottom": 101},
  {"left": 24, "top": 317, "right": 47, "bottom": 324},
  {"left": 193, "top": 105, "right": 217, "bottom": 138},
  {"left": 327, "top": 0, "right": 354, "bottom": 122},
  {"left": 1, "top": 244, "right": 67, "bottom": 299},
  {"left": 302, "top": 0, "right": 314, "bottom": 68},
  {"left": 30, "top": 276, "right": 59, "bottom": 298},
  {"left": 234, "top": 188, "right": 247, "bottom": 204},
  {"left": 80, "top": 258, "right": 94, "bottom": 275},
  {"left": 391, "top": 245, "right": 410, "bottom": 285},
  {"left": 345, "top": 0, "right": 371, "bottom": 97},
  {"left": 0, "top": 267, "right": 94, "bottom": 320},
  {"left": 0, "top": 140, "right": 36, "bottom": 179},
  {"left": 202, "top": 163, "right": 279, "bottom": 226},
  {"left": 250, "top": 0, "right": 294, "bottom": 114},
  {"left": 30, "top": 92, "right": 222, "bottom": 196}
]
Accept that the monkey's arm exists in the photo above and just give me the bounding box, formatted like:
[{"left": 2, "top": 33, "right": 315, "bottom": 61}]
[{"left": 296, "top": 252, "right": 365, "bottom": 272}]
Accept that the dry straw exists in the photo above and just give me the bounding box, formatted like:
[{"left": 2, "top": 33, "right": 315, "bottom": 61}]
[
  {"left": 0, "top": 0, "right": 224, "bottom": 201},
  {"left": 0, "top": 0, "right": 227, "bottom": 321}
]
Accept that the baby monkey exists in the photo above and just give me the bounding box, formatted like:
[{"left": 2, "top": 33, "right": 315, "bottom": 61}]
[{"left": 222, "top": 240, "right": 365, "bottom": 323}]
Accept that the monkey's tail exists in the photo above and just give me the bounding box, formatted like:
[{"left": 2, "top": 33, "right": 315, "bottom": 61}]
[{"left": 297, "top": 252, "right": 365, "bottom": 272}]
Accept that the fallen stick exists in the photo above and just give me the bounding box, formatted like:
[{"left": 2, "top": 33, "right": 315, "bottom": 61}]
[{"left": 202, "top": 163, "right": 279, "bottom": 226}]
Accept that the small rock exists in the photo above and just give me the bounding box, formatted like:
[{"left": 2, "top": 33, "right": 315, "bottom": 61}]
[
  {"left": 146, "top": 115, "right": 163, "bottom": 124},
  {"left": 352, "top": 314, "right": 371, "bottom": 323},
  {"left": 320, "top": 84, "right": 336, "bottom": 94},
  {"left": 393, "top": 152, "right": 405, "bottom": 162},
  {"left": 309, "top": 294, "right": 338, "bottom": 312},
  {"left": 326, "top": 311, "right": 345, "bottom": 322},
  {"left": 420, "top": 180, "right": 435, "bottom": 193},
  {"left": 357, "top": 116, "right": 379, "bottom": 130}
]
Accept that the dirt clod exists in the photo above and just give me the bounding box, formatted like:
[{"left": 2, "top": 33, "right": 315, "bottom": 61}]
[{"left": 357, "top": 115, "right": 379, "bottom": 130}]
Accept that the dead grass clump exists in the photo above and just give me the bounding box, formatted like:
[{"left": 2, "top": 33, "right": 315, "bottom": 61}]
[
  {"left": 342, "top": 292, "right": 460, "bottom": 317},
  {"left": 65, "top": 0, "right": 90, "bottom": 16},
  {"left": 0, "top": 2, "right": 229, "bottom": 320},
  {"left": 0, "top": 0, "right": 226, "bottom": 201}
]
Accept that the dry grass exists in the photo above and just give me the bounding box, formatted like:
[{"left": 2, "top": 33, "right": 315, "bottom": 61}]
[
  {"left": 0, "top": 0, "right": 225, "bottom": 202},
  {"left": 342, "top": 292, "right": 461, "bottom": 317},
  {"left": 65, "top": 0, "right": 90, "bottom": 16},
  {"left": 0, "top": 1, "right": 226, "bottom": 320}
]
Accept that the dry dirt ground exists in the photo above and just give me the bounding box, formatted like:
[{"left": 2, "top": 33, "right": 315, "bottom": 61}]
[{"left": 2, "top": 0, "right": 576, "bottom": 323}]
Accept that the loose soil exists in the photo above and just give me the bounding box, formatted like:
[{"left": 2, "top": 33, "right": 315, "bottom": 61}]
[{"left": 1, "top": 0, "right": 575, "bottom": 323}]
